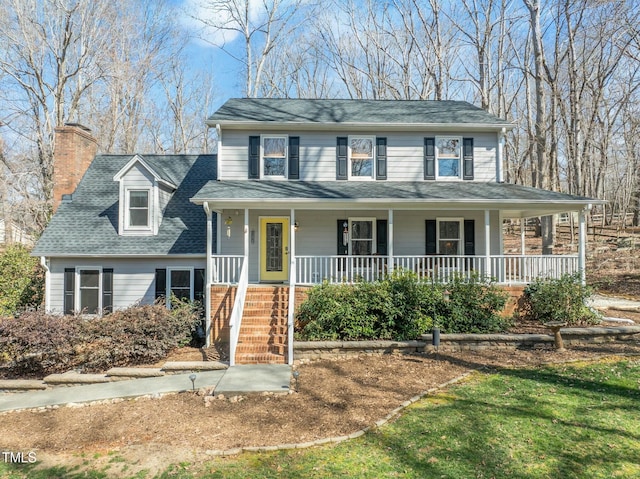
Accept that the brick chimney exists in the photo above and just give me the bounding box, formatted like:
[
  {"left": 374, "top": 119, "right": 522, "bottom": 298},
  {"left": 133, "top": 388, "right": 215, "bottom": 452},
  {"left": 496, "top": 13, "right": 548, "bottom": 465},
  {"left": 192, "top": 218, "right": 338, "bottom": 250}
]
[{"left": 52, "top": 123, "right": 98, "bottom": 212}]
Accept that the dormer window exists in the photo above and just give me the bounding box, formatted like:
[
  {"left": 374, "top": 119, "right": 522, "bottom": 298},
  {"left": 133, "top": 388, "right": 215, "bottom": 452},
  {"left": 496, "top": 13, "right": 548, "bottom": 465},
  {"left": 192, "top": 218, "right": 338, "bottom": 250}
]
[
  {"left": 349, "top": 136, "right": 374, "bottom": 179},
  {"left": 127, "top": 190, "right": 150, "bottom": 228},
  {"left": 262, "top": 136, "right": 287, "bottom": 177},
  {"left": 113, "top": 154, "right": 177, "bottom": 236}
]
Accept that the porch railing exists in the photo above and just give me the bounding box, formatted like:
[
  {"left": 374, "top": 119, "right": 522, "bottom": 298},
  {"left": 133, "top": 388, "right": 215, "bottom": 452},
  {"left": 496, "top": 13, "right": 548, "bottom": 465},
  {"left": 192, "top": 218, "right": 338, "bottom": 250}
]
[
  {"left": 295, "top": 254, "right": 579, "bottom": 285},
  {"left": 211, "top": 254, "right": 244, "bottom": 284},
  {"left": 490, "top": 255, "right": 578, "bottom": 284},
  {"left": 228, "top": 257, "right": 249, "bottom": 367}
]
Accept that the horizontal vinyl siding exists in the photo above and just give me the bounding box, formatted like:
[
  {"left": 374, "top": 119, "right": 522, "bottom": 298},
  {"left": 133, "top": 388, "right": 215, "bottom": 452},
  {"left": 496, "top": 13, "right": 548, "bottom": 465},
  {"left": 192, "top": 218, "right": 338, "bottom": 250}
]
[
  {"left": 219, "top": 129, "right": 498, "bottom": 182},
  {"left": 47, "top": 257, "right": 206, "bottom": 314},
  {"left": 121, "top": 163, "right": 154, "bottom": 188}
]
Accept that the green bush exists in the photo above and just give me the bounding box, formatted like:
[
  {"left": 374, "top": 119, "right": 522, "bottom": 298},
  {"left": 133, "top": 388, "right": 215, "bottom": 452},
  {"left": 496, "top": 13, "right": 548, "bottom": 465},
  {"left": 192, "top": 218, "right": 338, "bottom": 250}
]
[
  {"left": 0, "top": 245, "right": 44, "bottom": 316},
  {"left": 521, "top": 273, "right": 601, "bottom": 325},
  {"left": 0, "top": 299, "right": 202, "bottom": 378},
  {"left": 435, "top": 274, "right": 511, "bottom": 334},
  {"left": 296, "top": 270, "right": 509, "bottom": 341}
]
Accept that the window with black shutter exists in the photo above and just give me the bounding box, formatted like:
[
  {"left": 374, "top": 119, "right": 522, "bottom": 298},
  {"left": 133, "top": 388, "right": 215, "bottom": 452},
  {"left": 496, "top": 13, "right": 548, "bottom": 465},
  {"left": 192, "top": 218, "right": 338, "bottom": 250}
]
[
  {"left": 248, "top": 136, "right": 260, "bottom": 179},
  {"left": 425, "top": 220, "right": 437, "bottom": 254},
  {"left": 376, "top": 137, "right": 387, "bottom": 180},
  {"left": 424, "top": 138, "right": 435, "bottom": 180},
  {"left": 464, "top": 220, "right": 476, "bottom": 255},
  {"left": 463, "top": 138, "right": 474, "bottom": 180},
  {"left": 288, "top": 136, "right": 300, "bottom": 179},
  {"left": 64, "top": 268, "right": 75, "bottom": 315},
  {"left": 336, "top": 137, "right": 348, "bottom": 179},
  {"left": 155, "top": 268, "right": 167, "bottom": 300},
  {"left": 102, "top": 268, "right": 113, "bottom": 314}
]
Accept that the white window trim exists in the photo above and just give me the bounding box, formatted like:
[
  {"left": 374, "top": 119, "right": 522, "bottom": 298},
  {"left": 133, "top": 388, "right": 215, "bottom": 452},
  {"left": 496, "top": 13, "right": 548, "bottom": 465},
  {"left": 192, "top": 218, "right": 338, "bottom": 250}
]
[
  {"left": 125, "top": 188, "right": 152, "bottom": 232},
  {"left": 436, "top": 218, "right": 464, "bottom": 255},
  {"left": 348, "top": 217, "right": 377, "bottom": 255},
  {"left": 165, "top": 267, "right": 195, "bottom": 309},
  {"left": 76, "top": 266, "right": 103, "bottom": 315},
  {"left": 260, "top": 134, "right": 288, "bottom": 179},
  {"left": 435, "top": 136, "right": 462, "bottom": 180},
  {"left": 347, "top": 135, "right": 375, "bottom": 181}
]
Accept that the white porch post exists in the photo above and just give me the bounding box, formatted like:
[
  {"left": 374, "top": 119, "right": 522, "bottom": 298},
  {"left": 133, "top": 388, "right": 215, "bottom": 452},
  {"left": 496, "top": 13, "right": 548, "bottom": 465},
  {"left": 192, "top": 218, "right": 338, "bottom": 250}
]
[
  {"left": 290, "top": 209, "right": 296, "bottom": 278},
  {"left": 244, "top": 208, "right": 249, "bottom": 257},
  {"left": 485, "top": 210, "right": 492, "bottom": 279},
  {"left": 521, "top": 218, "right": 526, "bottom": 255},
  {"left": 578, "top": 207, "right": 588, "bottom": 285},
  {"left": 388, "top": 209, "right": 394, "bottom": 274},
  {"left": 204, "top": 203, "right": 212, "bottom": 347},
  {"left": 216, "top": 212, "right": 221, "bottom": 258}
]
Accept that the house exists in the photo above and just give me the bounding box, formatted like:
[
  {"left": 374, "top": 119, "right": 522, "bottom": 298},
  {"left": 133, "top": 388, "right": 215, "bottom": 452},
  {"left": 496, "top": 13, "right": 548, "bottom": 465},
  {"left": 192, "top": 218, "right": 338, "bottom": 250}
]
[
  {"left": 0, "top": 219, "right": 35, "bottom": 248},
  {"left": 34, "top": 99, "right": 604, "bottom": 366}
]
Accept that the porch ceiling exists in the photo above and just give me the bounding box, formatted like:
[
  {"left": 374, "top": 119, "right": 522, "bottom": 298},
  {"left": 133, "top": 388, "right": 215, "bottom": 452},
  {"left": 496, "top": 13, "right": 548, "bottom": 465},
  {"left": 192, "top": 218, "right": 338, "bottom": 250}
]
[{"left": 191, "top": 181, "right": 604, "bottom": 217}]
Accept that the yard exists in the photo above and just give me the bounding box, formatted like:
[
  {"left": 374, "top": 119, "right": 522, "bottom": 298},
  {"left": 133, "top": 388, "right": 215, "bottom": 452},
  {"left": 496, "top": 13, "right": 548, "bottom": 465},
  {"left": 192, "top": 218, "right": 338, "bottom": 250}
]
[{"left": 2, "top": 344, "right": 640, "bottom": 478}]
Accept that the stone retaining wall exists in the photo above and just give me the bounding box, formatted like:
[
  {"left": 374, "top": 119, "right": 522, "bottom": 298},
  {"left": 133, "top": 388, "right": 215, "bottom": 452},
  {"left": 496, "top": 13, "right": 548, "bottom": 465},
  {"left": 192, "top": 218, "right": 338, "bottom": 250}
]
[{"left": 294, "top": 326, "right": 640, "bottom": 360}]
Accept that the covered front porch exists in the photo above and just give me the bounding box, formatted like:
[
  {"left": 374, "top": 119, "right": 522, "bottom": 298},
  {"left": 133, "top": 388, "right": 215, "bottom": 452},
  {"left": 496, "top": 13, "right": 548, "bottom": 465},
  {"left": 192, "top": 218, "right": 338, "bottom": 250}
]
[{"left": 191, "top": 180, "right": 603, "bottom": 364}]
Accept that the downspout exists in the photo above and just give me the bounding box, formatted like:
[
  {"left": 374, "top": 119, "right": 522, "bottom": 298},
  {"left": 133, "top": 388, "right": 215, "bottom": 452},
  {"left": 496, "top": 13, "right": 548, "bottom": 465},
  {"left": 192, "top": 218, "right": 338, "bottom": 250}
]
[
  {"left": 40, "top": 257, "right": 50, "bottom": 313},
  {"left": 204, "top": 202, "right": 212, "bottom": 347},
  {"left": 215, "top": 124, "right": 222, "bottom": 180},
  {"left": 497, "top": 128, "right": 505, "bottom": 183}
]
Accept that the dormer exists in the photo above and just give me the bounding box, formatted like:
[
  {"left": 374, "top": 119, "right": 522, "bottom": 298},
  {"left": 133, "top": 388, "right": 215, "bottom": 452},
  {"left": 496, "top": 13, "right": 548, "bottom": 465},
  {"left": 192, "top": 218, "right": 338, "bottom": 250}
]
[{"left": 113, "top": 155, "right": 177, "bottom": 236}]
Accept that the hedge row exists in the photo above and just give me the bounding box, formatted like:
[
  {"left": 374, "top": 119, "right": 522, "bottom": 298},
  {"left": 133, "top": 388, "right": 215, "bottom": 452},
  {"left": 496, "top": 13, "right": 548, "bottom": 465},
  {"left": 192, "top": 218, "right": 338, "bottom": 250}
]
[
  {"left": 0, "top": 299, "right": 202, "bottom": 378},
  {"left": 295, "top": 270, "right": 511, "bottom": 341}
]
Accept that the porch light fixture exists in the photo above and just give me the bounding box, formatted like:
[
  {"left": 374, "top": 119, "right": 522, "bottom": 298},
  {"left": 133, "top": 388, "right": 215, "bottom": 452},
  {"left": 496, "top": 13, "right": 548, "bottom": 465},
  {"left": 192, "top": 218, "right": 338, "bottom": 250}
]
[
  {"left": 294, "top": 221, "right": 299, "bottom": 231},
  {"left": 225, "top": 216, "right": 233, "bottom": 238},
  {"left": 342, "top": 221, "right": 349, "bottom": 246}
]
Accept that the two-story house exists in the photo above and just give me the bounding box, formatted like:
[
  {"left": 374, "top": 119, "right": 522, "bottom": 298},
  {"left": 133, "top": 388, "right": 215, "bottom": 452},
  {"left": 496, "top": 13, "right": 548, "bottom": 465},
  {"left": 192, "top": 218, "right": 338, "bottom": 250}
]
[{"left": 34, "top": 99, "right": 603, "bottom": 365}]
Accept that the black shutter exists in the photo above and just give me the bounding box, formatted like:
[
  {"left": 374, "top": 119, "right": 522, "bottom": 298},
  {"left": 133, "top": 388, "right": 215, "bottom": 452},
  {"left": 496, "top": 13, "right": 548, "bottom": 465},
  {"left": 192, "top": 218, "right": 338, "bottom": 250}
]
[
  {"left": 463, "top": 137, "right": 474, "bottom": 180},
  {"left": 248, "top": 136, "right": 260, "bottom": 179},
  {"left": 102, "top": 268, "right": 113, "bottom": 314},
  {"left": 155, "top": 268, "right": 167, "bottom": 301},
  {"left": 425, "top": 220, "right": 437, "bottom": 254},
  {"left": 376, "top": 219, "right": 388, "bottom": 255},
  {"left": 376, "top": 137, "right": 387, "bottom": 180},
  {"left": 424, "top": 137, "right": 435, "bottom": 180},
  {"left": 64, "top": 268, "right": 75, "bottom": 315},
  {"left": 337, "top": 219, "right": 349, "bottom": 255},
  {"left": 288, "top": 136, "right": 300, "bottom": 179},
  {"left": 336, "top": 137, "right": 348, "bottom": 180},
  {"left": 194, "top": 268, "right": 205, "bottom": 303},
  {"left": 464, "top": 220, "right": 476, "bottom": 255}
]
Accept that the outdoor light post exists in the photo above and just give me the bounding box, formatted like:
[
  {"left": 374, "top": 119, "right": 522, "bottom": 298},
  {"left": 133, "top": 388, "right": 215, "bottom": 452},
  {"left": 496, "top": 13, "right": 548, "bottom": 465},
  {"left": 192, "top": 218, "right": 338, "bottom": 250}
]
[{"left": 189, "top": 374, "right": 196, "bottom": 391}]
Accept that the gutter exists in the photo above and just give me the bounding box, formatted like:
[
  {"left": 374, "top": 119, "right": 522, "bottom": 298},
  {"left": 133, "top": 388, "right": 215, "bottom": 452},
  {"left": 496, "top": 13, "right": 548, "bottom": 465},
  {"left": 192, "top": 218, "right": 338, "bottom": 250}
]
[{"left": 40, "top": 257, "right": 50, "bottom": 313}]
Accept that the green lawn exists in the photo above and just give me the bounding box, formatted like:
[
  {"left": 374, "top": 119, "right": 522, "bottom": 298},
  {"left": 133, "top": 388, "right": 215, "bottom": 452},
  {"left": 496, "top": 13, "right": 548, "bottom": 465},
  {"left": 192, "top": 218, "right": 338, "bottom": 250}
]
[{"left": 3, "top": 359, "right": 640, "bottom": 479}]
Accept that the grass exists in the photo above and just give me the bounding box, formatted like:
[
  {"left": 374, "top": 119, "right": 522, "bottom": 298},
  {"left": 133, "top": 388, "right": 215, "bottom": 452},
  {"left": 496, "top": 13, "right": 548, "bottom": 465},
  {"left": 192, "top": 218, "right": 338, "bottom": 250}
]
[{"left": 2, "top": 359, "right": 640, "bottom": 478}]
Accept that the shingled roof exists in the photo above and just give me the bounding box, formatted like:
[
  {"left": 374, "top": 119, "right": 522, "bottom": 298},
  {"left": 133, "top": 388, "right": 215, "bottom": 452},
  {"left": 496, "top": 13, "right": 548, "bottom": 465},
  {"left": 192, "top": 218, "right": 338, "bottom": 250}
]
[
  {"left": 33, "top": 154, "right": 216, "bottom": 256},
  {"left": 207, "top": 98, "right": 512, "bottom": 128}
]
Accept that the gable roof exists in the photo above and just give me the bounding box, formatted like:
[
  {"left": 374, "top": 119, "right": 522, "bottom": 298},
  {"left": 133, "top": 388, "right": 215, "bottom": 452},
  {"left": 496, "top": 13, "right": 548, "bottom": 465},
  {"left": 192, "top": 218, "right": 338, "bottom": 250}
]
[
  {"left": 192, "top": 180, "right": 604, "bottom": 218},
  {"left": 33, "top": 154, "right": 216, "bottom": 257},
  {"left": 113, "top": 154, "right": 177, "bottom": 189},
  {"left": 207, "top": 98, "right": 513, "bottom": 130}
]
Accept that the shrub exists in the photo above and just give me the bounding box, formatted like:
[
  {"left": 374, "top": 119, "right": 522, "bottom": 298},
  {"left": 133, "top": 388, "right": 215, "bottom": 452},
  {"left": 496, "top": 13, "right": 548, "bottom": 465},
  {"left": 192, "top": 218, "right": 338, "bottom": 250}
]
[
  {"left": 296, "top": 270, "right": 509, "bottom": 341},
  {"left": 0, "top": 299, "right": 202, "bottom": 378},
  {"left": 436, "top": 274, "right": 511, "bottom": 334},
  {"left": 521, "top": 273, "right": 601, "bottom": 325},
  {"left": 0, "top": 245, "right": 44, "bottom": 316}
]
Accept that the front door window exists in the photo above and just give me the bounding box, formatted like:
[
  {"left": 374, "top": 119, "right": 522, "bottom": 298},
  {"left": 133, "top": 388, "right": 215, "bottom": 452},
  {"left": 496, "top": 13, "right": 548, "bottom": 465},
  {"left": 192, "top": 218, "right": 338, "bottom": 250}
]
[
  {"left": 260, "top": 217, "right": 289, "bottom": 282},
  {"left": 350, "top": 219, "right": 374, "bottom": 255},
  {"left": 265, "top": 222, "right": 283, "bottom": 272}
]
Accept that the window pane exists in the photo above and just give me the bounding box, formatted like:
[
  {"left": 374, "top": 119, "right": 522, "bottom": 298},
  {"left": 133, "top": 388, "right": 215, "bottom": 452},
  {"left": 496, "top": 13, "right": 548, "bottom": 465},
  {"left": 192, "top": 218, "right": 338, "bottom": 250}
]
[
  {"left": 80, "top": 270, "right": 99, "bottom": 288},
  {"left": 350, "top": 138, "right": 373, "bottom": 158},
  {"left": 351, "top": 221, "right": 373, "bottom": 240},
  {"left": 352, "top": 240, "right": 373, "bottom": 255},
  {"left": 437, "top": 138, "right": 460, "bottom": 158},
  {"left": 439, "top": 240, "right": 459, "bottom": 255},
  {"left": 351, "top": 158, "right": 373, "bottom": 177},
  {"left": 129, "top": 191, "right": 148, "bottom": 207},
  {"left": 440, "top": 221, "right": 460, "bottom": 239},
  {"left": 264, "top": 157, "right": 286, "bottom": 176},
  {"left": 171, "top": 270, "right": 190, "bottom": 288},
  {"left": 129, "top": 209, "right": 149, "bottom": 226},
  {"left": 438, "top": 159, "right": 459, "bottom": 177},
  {"left": 80, "top": 289, "right": 99, "bottom": 313},
  {"left": 263, "top": 137, "right": 286, "bottom": 157}
]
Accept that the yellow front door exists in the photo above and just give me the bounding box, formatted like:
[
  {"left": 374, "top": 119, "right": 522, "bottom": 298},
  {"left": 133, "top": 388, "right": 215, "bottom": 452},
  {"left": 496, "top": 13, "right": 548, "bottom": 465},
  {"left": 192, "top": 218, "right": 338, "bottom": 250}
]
[{"left": 260, "top": 217, "right": 289, "bottom": 282}]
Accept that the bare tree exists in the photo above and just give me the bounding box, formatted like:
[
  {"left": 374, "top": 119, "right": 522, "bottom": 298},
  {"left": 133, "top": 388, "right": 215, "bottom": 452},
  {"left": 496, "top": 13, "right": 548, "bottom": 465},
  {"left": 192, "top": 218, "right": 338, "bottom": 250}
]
[{"left": 194, "top": 0, "right": 313, "bottom": 98}]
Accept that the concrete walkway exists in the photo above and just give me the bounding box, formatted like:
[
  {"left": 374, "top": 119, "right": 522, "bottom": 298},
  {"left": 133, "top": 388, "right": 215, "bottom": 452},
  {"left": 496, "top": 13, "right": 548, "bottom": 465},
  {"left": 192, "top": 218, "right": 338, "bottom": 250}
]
[
  {"left": 0, "top": 365, "right": 292, "bottom": 413},
  {"left": 590, "top": 294, "right": 640, "bottom": 311}
]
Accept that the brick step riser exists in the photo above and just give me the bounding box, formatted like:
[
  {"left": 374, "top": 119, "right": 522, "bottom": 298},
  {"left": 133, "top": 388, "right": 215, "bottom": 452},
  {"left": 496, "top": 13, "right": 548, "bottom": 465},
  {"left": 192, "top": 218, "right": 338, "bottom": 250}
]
[
  {"left": 235, "top": 353, "right": 287, "bottom": 364},
  {"left": 235, "top": 344, "right": 287, "bottom": 355},
  {"left": 243, "top": 300, "right": 289, "bottom": 306},
  {"left": 243, "top": 308, "right": 288, "bottom": 315},
  {"left": 240, "top": 317, "right": 287, "bottom": 325},
  {"left": 238, "top": 334, "right": 287, "bottom": 344},
  {"left": 239, "top": 326, "right": 288, "bottom": 335}
]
